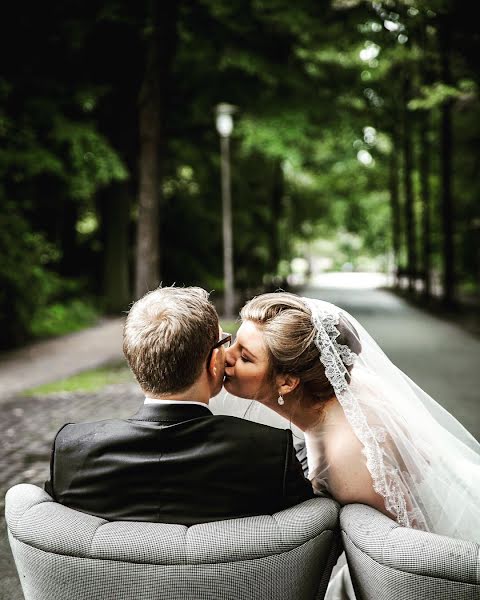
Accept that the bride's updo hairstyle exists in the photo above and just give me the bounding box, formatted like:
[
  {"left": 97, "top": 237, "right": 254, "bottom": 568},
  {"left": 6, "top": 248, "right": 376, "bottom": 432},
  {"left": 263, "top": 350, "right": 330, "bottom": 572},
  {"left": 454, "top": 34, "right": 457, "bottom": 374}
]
[{"left": 240, "top": 292, "right": 362, "bottom": 405}]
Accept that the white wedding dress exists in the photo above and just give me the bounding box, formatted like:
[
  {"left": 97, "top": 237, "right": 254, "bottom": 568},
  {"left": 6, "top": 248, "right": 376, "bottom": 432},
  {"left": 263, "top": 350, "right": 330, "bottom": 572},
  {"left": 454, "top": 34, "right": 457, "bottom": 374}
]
[{"left": 299, "top": 298, "right": 480, "bottom": 543}]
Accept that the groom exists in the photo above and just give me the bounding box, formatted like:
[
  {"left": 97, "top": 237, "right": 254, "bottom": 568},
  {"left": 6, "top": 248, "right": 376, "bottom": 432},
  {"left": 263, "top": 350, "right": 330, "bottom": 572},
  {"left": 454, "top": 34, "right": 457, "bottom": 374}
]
[{"left": 45, "top": 286, "right": 313, "bottom": 524}]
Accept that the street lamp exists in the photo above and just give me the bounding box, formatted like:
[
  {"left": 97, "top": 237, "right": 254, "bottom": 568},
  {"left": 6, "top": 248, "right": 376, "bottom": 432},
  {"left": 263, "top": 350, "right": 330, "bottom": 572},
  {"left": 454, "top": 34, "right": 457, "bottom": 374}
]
[{"left": 215, "top": 103, "right": 236, "bottom": 318}]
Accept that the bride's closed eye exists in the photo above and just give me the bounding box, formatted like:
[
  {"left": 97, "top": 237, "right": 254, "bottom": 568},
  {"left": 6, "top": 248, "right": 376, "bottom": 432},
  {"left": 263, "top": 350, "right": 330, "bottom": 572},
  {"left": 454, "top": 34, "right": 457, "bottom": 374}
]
[{"left": 240, "top": 355, "right": 250, "bottom": 363}]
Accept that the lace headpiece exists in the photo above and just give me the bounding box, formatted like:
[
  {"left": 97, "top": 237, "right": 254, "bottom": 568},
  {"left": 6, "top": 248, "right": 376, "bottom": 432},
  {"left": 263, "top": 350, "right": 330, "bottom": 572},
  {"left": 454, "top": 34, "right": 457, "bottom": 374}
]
[
  {"left": 301, "top": 298, "right": 358, "bottom": 390},
  {"left": 300, "top": 297, "right": 418, "bottom": 528}
]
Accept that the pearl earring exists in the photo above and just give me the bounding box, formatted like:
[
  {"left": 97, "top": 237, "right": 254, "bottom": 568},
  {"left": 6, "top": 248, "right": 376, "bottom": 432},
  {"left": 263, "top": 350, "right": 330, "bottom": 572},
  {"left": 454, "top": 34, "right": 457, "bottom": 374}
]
[{"left": 277, "top": 395, "right": 285, "bottom": 406}]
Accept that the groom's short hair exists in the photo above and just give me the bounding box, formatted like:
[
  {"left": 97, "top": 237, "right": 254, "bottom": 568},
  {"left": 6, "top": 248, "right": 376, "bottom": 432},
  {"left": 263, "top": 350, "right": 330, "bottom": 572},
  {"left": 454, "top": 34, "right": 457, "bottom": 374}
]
[{"left": 123, "top": 286, "right": 219, "bottom": 394}]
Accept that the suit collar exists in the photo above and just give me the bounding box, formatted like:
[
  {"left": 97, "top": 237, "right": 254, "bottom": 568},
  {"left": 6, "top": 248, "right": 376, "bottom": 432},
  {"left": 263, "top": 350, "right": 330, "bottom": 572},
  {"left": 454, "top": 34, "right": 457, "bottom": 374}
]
[{"left": 129, "top": 401, "right": 212, "bottom": 423}]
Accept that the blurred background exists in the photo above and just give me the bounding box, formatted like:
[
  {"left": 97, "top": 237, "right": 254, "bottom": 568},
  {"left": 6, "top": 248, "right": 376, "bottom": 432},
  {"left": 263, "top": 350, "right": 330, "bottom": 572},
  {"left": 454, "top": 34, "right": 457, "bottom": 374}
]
[
  {"left": 2, "top": 3, "right": 480, "bottom": 595},
  {"left": 1, "top": 0, "right": 479, "bottom": 347}
]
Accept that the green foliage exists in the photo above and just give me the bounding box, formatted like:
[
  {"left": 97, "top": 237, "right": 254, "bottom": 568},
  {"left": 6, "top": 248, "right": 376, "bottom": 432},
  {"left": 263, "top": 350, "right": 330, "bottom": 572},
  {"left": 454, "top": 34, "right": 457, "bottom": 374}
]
[
  {"left": 30, "top": 298, "right": 99, "bottom": 339},
  {"left": 238, "top": 111, "right": 310, "bottom": 165},
  {"left": 409, "top": 81, "right": 476, "bottom": 110},
  {"left": 0, "top": 83, "right": 63, "bottom": 180},
  {"left": 0, "top": 205, "right": 63, "bottom": 348},
  {"left": 2, "top": 0, "right": 479, "bottom": 354},
  {"left": 0, "top": 42, "right": 130, "bottom": 348},
  {"left": 52, "top": 117, "right": 129, "bottom": 200},
  {"left": 0, "top": 202, "right": 100, "bottom": 347}
]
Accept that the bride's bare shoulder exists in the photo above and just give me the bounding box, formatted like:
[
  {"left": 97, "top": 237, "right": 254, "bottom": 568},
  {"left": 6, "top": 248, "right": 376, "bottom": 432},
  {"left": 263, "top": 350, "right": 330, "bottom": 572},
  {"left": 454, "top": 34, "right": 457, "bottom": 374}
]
[{"left": 325, "top": 422, "right": 388, "bottom": 514}]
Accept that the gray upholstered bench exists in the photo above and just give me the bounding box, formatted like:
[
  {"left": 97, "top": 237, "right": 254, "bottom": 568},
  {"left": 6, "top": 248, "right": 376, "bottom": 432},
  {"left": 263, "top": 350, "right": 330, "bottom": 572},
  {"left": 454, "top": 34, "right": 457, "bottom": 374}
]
[
  {"left": 6, "top": 484, "right": 342, "bottom": 600},
  {"left": 340, "top": 503, "right": 480, "bottom": 600}
]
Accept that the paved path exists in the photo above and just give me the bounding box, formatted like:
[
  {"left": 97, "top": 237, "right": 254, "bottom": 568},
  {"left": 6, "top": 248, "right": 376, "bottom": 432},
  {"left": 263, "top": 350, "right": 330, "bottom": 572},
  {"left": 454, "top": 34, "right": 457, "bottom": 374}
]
[
  {"left": 305, "top": 276, "right": 480, "bottom": 440},
  {"left": 0, "top": 317, "right": 125, "bottom": 401},
  {"left": 1, "top": 279, "right": 479, "bottom": 598}
]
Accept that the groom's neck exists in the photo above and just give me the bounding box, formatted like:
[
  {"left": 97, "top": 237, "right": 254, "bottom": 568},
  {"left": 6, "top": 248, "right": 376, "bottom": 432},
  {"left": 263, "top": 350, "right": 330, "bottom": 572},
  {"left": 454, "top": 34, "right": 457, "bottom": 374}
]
[{"left": 143, "top": 380, "right": 210, "bottom": 405}]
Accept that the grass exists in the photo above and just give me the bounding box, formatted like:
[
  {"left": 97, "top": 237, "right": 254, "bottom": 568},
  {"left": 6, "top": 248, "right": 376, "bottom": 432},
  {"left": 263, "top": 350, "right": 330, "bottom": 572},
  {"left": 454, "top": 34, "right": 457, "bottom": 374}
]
[
  {"left": 23, "top": 319, "right": 240, "bottom": 396},
  {"left": 24, "top": 361, "right": 134, "bottom": 396}
]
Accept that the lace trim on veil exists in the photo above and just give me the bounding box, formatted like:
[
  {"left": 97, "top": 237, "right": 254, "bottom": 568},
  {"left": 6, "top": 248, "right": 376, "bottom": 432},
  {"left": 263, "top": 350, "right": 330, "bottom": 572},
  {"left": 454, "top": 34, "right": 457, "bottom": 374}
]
[{"left": 301, "top": 297, "right": 426, "bottom": 529}]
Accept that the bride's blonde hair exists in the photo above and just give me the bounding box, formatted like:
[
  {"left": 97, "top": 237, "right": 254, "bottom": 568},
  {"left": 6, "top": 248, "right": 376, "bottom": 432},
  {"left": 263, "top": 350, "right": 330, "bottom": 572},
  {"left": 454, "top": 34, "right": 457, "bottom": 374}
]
[{"left": 240, "top": 292, "right": 361, "bottom": 404}]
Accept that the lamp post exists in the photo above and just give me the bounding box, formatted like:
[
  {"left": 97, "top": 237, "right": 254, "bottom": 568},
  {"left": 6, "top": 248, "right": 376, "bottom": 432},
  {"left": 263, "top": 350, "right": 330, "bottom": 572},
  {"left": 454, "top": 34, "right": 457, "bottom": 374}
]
[{"left": 215, "top": 103, "right": 236, "bottom": 318}]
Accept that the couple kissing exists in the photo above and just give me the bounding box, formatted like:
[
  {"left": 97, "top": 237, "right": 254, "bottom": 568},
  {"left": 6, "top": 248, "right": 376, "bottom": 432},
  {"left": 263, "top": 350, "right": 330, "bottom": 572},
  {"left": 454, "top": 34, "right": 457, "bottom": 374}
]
[{"left": 46, "top": 285, "right": 480, "bottom": 543}]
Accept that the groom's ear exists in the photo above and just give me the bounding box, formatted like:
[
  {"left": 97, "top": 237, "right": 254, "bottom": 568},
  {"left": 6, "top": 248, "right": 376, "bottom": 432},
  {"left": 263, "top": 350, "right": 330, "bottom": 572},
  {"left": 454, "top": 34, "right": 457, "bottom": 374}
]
[
  {"left": 276, "top": 374, "right": 300, "bottom": 396},
  {"left": 207, "top": 348, "right": 220, "bottom": 378}
]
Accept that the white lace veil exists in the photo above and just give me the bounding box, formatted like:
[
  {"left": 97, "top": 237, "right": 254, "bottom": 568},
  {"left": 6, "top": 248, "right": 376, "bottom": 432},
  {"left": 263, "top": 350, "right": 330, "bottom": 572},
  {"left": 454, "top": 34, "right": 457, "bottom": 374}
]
[{"left": 301, "top": 297, "right": 480, "bottom": 542}]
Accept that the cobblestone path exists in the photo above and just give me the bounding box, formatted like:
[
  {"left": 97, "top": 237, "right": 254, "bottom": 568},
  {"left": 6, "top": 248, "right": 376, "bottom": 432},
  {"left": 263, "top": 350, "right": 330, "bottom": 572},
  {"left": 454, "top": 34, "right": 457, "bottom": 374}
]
[{"left": 0, "top": 382, "right": 143, "bottom": 600}]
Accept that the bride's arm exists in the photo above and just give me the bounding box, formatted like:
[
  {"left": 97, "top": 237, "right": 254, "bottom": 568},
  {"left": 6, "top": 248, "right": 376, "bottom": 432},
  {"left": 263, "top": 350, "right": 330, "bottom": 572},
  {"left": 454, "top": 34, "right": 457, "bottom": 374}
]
[{"left": 325, "top": 426, "right": 395, "bottom": 520}]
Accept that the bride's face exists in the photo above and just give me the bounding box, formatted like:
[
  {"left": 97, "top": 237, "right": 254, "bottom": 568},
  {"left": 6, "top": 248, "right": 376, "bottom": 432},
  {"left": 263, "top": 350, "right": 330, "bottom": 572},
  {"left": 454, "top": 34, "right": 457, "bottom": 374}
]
[{"left": 224, "top": 320, "right": 273, "bottom": 402}]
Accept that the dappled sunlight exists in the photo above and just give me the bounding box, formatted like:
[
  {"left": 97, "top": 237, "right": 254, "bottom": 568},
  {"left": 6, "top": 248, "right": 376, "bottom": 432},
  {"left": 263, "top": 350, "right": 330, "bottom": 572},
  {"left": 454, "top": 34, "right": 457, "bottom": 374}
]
[
  {"left": 357, "top": 149, "right": 374, "bottom": 166},
  {"left": 359, "top": 42, "right": 380, "bottom": 62}
]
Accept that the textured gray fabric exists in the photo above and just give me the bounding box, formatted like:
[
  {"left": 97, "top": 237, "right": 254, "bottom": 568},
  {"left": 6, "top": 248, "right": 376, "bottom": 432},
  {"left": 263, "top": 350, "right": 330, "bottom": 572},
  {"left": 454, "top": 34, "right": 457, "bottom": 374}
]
[
  {"left": 6, "top": 485, "right": 338, "bottom": 564},
  {"left": 340, "top": 504, "right": 480, "bottom": 600},
  {"left": 8, "top": 533, "right": 335, "bottom": 600},
  {"left": 6, "top": 484, "right": 341, "bottom": 600},
  {"left": 315, "top": 529, "right": 343, "bottom": 600}
]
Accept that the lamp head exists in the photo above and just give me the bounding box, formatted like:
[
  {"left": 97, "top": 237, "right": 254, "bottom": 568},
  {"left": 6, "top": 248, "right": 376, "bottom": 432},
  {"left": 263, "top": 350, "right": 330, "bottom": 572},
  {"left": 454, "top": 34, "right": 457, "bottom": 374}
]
[{"left": 215, "top": 103, "right": 237, "bottom": 137}]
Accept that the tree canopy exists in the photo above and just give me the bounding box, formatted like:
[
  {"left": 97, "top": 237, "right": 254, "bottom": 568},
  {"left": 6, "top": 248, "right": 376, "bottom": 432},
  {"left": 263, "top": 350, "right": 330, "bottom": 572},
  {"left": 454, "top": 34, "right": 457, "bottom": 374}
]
[{"left": 1, "top": 0, "right": 479, "bottom": 348}]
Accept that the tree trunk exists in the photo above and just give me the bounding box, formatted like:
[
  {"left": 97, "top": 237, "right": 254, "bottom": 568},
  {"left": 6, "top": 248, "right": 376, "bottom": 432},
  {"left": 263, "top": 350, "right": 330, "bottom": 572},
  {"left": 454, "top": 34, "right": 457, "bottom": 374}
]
[
  {"left": 438, "top": 15, "right": 455, "bottom": 308},
  {"left": 270, "top": 159, "right": 283, "bottom": 277},
  {"left": 100, "top": 183, "right": 131, "bottom": 313},
  {"left": 418, "top": 24, "right": 433, "bottom": 301},
  {"left": 419, "top": 111, "right": 432, "bottom": 300},
  {"left": 388, "top": 137, "right": 401, "bottom": 287},
  {"left": 402, "top": 72, "right": 417, "bottom": 293},
  {"left": 135, "top": 0, "right": 177, "bottom": 299}
]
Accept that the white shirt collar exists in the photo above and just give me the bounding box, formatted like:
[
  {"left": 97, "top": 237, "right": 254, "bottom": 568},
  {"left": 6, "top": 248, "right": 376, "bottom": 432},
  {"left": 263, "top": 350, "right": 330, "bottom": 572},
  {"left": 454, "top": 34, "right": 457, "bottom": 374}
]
[{"left": 144, "top": 397, "right": 212, "bottom": 412}]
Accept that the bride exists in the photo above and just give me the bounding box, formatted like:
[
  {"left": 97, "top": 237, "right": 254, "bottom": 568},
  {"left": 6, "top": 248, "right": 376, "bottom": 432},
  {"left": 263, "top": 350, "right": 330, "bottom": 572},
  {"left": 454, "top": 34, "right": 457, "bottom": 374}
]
[{"left": 218, "top": 292, "right": 480, "bottom": 545}]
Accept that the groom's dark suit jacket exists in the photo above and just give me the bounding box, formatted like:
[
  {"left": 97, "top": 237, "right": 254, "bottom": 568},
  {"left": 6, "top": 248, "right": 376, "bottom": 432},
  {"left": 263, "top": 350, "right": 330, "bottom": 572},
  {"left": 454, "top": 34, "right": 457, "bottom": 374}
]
[{"left": 45, "top": 402, "right": 313, "bottom": 525}]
